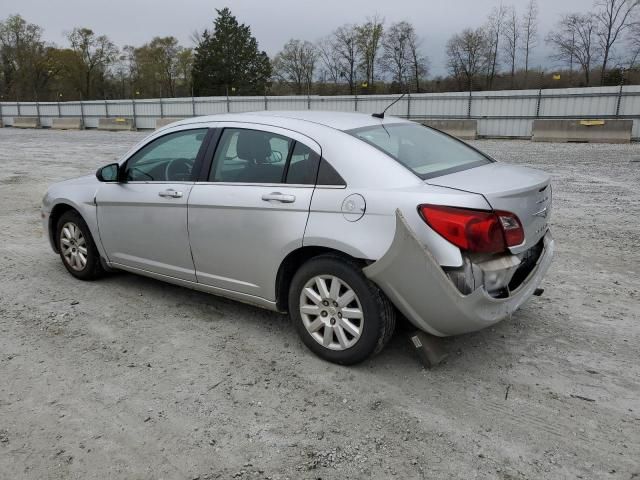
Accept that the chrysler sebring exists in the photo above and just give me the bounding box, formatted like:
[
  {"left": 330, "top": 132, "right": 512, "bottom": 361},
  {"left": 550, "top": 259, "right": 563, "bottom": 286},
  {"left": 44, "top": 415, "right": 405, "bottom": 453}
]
[{"left": 42, "top": 111, "right": 554, "bottom": 364}]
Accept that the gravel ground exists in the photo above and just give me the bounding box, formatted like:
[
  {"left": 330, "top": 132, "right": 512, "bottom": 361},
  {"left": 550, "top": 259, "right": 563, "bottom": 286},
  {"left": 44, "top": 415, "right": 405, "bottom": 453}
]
[{"left": 0, "top": 128, "right": 639, "bottom": 480}]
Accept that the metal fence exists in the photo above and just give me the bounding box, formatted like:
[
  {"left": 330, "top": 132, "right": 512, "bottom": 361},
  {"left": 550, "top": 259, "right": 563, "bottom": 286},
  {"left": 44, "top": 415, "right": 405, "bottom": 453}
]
[{"left": 1, "top": 85, "right": 639, "bottom": 138}]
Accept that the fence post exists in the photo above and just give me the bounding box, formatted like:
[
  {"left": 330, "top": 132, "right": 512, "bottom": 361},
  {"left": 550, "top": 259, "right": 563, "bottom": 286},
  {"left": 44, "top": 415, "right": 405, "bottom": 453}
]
[
  {"left": 354, "top": 94, "right": 358, "bottom": 112},
  {"left": 264, "top": 95, "right": 268, "bottom": 111},
  {"left": 79, "top": 100, "right": 85, "bottom": 127},
  {"left": 35, "top": 100, "right": 41, "bottom": 125},
  {"left": 467, "top": 80, "right": 473, "bottom": 118},
  {"left": 616, "top": 69, "right": 625, "bottom": 117},
  {"left": 191, "top": 96, "right": 196, "bottom": 117},
  {"left": 17, "top": 100, "right": 21, "bottom": 116},
  {"left": 535, "top": 71, "right": 544, "bottom": 119},
  {"left": 132, "top": 98, "right": 137, "bottom": 129},
  {"left": 0, "top": 102, "right": 3, "bottom": 125},
  {"left": 407, "top": 92, "right": 411, "bottom": 118},
  {"left": 104, "top": 99, "right": 109, "bottom": 118},
  {"left": 159, "top": 98, "right": 164, "bottom": 118},
  {"left": 307, "top": 94, "right": 311, "bottom": 110},
  {"left": 57, "top": 99, "right": 61, "bottom": 117},
  {"left": 536, "top": 88, "right": 542, "bottom": 118}
]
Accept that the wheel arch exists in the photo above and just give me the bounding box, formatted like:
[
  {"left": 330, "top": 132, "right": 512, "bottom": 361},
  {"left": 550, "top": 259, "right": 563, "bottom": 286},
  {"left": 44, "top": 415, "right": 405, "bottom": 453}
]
[
  {"left": 49, "top": 203, "right": 80, "bottom": 253},
  {"left": 275, "top": 246, "right": 367, "bottom": 312}
]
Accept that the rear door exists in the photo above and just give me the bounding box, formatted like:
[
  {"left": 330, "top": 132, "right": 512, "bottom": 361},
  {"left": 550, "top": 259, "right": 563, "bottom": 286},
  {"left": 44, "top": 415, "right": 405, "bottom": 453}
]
[
  {"left": 188, "top": 124, "right": 321, "bottom": 301},
  {"left": 96, "top": 127, "right": 211, "bottom": 281}
]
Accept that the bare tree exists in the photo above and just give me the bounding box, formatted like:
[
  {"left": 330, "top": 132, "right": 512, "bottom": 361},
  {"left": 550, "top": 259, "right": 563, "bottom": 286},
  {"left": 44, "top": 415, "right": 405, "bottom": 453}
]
[
  {"left": 333, "top": 25, "right": 360, "bottom": 94},
  {"left": 446, "top": 28, "right": 488, "bottom": 90},
  {"left": 67, "top": 27, "right": 118, "bottom": 98},
  {"left": 521, "top": 0, "right": 539, "bottom": 84},
  {"left": 272, "top": 39, "right": 318, "bottom": 94},
  {"left": 379, "top": 21, "right": 413, "bottom": 91},
  {"left": 503, "top": 6, "right": 520, "bottom": 87},
  {"left": 484, "top": 5, "right": 507, "bottom": 89},
  {"left": 407, "top": 27, "right": 429, "bottom": 92},
  {"left": 626, "top": 21, "right": 640, "bottom": 68},
  {"left": 356, "top": 15, "right": 384, "bottom": 87},
  {"left": 317, "top": 36, "right": 342, "bottom": 85},
  {"left": 547, "top": 14, "right": 600, "bottom": 85},
  {"left": 594, "top": 0, "right": 639, "bottom": 85}
]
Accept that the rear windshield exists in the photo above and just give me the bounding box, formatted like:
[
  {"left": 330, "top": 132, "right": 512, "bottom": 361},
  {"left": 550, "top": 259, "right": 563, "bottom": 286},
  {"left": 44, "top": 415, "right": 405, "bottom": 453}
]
[{"left": 347, "top": 123, "right": 492, "bottom": 179}]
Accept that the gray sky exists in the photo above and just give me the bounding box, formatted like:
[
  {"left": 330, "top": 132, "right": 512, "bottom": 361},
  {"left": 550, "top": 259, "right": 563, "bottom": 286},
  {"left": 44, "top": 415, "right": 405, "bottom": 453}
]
[{"left": 1, "top": 0, "right": 588, "bottom": 75}]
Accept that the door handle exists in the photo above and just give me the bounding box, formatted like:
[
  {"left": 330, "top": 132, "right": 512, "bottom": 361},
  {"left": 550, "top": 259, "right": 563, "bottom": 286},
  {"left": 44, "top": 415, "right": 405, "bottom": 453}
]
[
  {"left": 158, "top": 189, "right": 183, "bottom": 198},
  {"left": 262, "top": 192, "right": 296, "bottom": 203}
]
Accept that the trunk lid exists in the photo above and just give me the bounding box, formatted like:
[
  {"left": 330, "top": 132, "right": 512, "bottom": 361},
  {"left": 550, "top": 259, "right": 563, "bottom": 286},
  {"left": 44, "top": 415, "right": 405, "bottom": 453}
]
[{"left": 427, "top": 163, "right": 551, "bottom": 254}]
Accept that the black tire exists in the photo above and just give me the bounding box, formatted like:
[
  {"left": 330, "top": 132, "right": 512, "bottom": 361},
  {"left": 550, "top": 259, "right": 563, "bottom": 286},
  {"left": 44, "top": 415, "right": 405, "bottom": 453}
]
[
  {"left": 288, "top": 254, "right": 396, "bottom": 365},
  {"left": 56, "top": 210, "right": 105, "bottom": 280}
]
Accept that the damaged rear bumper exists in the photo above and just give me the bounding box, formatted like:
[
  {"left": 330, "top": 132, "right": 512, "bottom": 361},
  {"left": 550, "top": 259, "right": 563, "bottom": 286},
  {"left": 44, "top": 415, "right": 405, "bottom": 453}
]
[{"left": 363, "top": 210, "right": 555, "bottom": 337}]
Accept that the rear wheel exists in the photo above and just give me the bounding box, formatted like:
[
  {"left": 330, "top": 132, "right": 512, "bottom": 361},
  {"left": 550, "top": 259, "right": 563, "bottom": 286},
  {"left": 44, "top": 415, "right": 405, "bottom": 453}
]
[
  {"left": 289, "top": 254, "right": 395, "bottom": 365},
  {"left": 56, "top": 211, "right": 105, "bottom": 280}
]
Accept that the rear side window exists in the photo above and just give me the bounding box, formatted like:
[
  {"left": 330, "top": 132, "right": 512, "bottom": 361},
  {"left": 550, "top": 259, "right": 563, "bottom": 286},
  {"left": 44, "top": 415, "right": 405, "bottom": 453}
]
[
  {"left": 347, "top": 123, "right": 491, "bottom": 179},
  {"left": 316, "top": 158, "right": 346, "bottom": 186},
  {"left": 285, "top": 142, "right": 320, "bottom": 185},
  {"left": 210, "top": 129, "right": 292, "bottom": 183},
  {"left": 210, "top": 128, "right": 324, "bottom": 186}
]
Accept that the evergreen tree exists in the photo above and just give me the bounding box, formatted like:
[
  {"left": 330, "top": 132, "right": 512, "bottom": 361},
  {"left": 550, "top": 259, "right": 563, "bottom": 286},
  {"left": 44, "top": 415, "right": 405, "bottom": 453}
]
[{"left": 191, "top": 8, "right": 271, "bottom": 96}]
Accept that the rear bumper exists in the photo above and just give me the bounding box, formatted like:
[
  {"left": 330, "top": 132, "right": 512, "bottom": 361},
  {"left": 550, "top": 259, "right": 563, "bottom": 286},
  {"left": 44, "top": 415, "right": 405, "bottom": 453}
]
[{"left": 363, "top": 210, "right": 554, "bottom": 337}]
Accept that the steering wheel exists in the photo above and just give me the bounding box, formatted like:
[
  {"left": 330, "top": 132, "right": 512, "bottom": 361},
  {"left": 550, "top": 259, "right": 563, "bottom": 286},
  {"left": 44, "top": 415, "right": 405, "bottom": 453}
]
[{"left": 164, "top": 157, "right": 194, "bottom": 181}]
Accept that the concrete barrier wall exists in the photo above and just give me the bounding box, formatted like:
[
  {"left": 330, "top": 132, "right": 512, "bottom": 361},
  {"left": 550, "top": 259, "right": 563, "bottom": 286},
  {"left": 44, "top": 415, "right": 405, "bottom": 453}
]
[
  {"left": 532, "top": 119, "right": 633, "bottom": 144},
  {"left": 419, "top": 119, "right": 478, "bottom": 140},
  {"left": 155, "top": 117, "right": 186, "bottom": 129},
  {"left": 12, "top": 117, "right": 40, "bottom": 128},
  {"left": 51, "top": 118, "right": 84, "bottom": 130},
  {"left": 97, "top": 117, "right": 135, "bottom": 131}
]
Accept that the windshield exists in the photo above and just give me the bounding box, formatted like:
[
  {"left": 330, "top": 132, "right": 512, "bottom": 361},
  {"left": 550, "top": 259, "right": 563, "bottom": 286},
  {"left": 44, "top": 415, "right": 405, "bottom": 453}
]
[{"left": 347, "top": 123, "right": 492, "bottom": 179}]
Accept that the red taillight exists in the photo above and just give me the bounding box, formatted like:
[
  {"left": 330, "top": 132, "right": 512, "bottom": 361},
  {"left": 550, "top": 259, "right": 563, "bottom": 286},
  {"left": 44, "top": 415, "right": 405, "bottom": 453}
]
[
  {"left": 419, "top": 205, "right": 524, "bottom": 253},
  {"left": 496, "top": 211, "right": 525, "bottom": 247}
]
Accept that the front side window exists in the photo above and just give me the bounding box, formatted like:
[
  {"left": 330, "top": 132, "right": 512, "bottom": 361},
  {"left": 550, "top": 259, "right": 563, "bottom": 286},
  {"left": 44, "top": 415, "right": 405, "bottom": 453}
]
[
  {"left": 125, "top": 129, "right": 207, "bottom": 182},
  {"left": 347, "top": 123, "right": 492, "bottom": 179}
]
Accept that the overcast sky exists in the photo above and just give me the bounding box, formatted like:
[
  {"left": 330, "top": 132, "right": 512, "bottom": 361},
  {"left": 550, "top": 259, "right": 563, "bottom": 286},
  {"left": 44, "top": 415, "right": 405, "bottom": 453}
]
[{"left": 1, "top": 0, "right": 589, "bottom": 75}]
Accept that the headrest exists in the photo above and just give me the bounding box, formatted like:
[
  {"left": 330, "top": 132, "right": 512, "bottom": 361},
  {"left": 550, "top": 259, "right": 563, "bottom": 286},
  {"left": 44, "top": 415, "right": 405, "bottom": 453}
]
[{"left": 236, "top": 131, "right": 271, "bottom": 164}]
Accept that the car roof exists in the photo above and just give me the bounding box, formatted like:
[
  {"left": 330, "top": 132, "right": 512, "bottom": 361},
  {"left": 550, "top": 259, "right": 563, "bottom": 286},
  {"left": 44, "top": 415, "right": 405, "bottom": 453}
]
[{"left": 171, "top": 111, "right": 412, "bottom": 132}]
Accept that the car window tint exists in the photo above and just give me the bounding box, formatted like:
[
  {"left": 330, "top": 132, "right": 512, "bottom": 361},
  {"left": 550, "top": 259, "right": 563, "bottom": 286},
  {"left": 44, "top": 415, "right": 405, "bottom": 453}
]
[
  {"left": 211, "top": 129, "right": 293, "bottom": 183},
  {"left": 286, "top": 142, "right": 320, "bottom": 185},
  {"left": 125, "top": 129, "right": 207, "bottom": 182},
  {"left": 316, "top": 158, "right": 346, "bottom": 186}
]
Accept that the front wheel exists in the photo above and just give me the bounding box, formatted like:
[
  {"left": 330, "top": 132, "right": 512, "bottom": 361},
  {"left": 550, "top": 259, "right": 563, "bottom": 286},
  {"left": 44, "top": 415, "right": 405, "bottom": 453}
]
[
  {"left": 56, "top": 210, "right": 105, "bottom": 280},
  {"left": 288, "top": 254, "right": 396, "bottom": 365}
]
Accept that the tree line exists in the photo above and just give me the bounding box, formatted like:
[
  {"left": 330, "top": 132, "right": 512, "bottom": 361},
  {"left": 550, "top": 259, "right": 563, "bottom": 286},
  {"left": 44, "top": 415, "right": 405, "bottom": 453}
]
[{"left": 1, "top": 1, "right": 640, "bottom": 102}]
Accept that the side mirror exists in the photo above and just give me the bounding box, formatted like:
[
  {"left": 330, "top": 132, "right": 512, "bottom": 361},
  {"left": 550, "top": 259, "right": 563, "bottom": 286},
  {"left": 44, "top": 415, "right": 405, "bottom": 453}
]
[{"left": 96, "top": 163, "right": 119, "bottom": 182}]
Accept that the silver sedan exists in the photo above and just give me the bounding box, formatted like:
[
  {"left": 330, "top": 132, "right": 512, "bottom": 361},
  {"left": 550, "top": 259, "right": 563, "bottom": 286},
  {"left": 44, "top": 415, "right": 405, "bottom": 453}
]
[{"left": 42, "top": 111, "right": 554, "bottom": 364}]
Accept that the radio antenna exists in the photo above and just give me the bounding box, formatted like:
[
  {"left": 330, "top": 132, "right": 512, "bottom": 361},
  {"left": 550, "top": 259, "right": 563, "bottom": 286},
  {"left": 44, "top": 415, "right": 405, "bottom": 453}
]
[{"left": 372, "top": 93, "right": 407, "bottom": 119}]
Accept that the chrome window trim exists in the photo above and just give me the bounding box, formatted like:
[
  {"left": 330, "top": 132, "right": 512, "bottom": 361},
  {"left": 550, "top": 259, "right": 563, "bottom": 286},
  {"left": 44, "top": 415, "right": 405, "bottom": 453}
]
[
  {"left": 119, "top": 181, "right": 195, "bottom": 185},
  {"left": 193, "top": 181, "right": 314, "bottom": 188}
]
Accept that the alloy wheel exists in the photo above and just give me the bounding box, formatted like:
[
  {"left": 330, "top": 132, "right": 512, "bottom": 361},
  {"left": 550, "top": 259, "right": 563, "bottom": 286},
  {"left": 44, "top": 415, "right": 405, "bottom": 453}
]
[
  {"left": 299, "top": 275, "right": 364, "bottom": 351},
  {"left": 60, "top": 222, "right": 88, "bottom": 271}
]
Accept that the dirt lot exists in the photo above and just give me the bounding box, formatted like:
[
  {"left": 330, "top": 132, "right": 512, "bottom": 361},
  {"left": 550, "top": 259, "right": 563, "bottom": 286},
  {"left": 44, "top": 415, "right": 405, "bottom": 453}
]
[{"left": 0, "top": 128, "right": 638, "bottom": 480}]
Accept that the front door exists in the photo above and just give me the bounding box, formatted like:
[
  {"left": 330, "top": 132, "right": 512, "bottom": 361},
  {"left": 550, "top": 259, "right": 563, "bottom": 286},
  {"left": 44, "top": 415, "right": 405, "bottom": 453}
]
[
  {"left": 96, "top": 127, "right": 209, "bottom": 281},
  {"left": 188, "top": 125, "right": 322, "bottom": 300}
]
